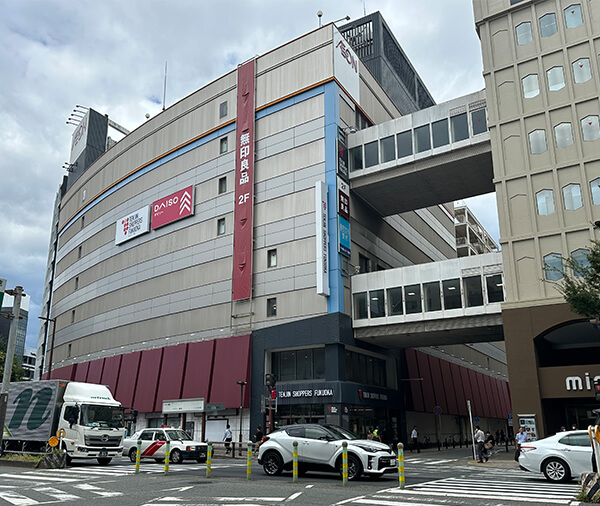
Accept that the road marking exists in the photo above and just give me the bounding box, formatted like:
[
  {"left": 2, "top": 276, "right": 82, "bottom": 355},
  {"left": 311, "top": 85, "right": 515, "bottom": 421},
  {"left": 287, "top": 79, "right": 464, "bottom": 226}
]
[
  {"left": 165, "top": 486, "right": 194, "bottom": 492},
  {"left": 354, "top": 500, "right": 445, "bottom": 506},
  {"left": 333, "top": 496, "right": 366, "bottom": 505},
  {"left": 0, "top": 473, "right": 77, "bottom": 483},
  {"left": 304, "top": 485, "right": 314, "bottom": 489},
  {"left": 0, "top": 491, "right": 39, "bottom": 505},
  {"left": 285, "top": 491, "right": 302, "bottom": 501},
  {"left": 34, "top": 486, "right": 80, "bottom": 501},
  {"left": 71, "top": 483, "right": 123, "bottom": 497},
  {"left": 212, "top": 498, "right": 287, "bottom": 502}
]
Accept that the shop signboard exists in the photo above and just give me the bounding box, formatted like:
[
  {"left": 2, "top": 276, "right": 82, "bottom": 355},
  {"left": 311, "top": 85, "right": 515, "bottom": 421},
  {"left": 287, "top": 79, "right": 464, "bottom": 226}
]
[
  {"left": 337, "top": 128, "right": 349, "bottom": 181},
  {"left": 338, "top": 216, "right": 351, "bottom": 258},
  {"left": 277, "top": 382, "right": 340, "bottom": 404},
  {"left": 151, "top": 186, "right": 194, "bottom": 230},
  {"left": 115, "top": 206, "right": 150, "bottom": 245},
  {"left": 338, "top": 177, "right": 350, "bottom": 220},
  {"left": 518, "top": 414, "right": 538, "bottom": 441},
  {"left": 333, "top": 28, "right": 360, "bottom": 103},
  {"left": 315, "top": 181, "right": 330, "bottom": 296}
]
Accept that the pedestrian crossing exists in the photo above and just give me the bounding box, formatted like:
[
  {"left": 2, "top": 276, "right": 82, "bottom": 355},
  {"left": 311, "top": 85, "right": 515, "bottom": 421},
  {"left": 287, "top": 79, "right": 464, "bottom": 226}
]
[{"left": 403, "top": 458, "right": 458, "bottom": 465}]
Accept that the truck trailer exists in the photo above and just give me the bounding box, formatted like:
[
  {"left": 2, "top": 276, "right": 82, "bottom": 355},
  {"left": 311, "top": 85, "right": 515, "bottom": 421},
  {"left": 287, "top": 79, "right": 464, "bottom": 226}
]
[{"left": 3, "top": 380, "right": 125, "bottom": 464}]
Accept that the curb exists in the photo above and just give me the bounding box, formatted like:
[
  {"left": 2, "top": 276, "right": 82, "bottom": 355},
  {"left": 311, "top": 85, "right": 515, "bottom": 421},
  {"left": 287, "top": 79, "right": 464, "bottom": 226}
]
[{"left": 0, "top": 459, "right": 38, "bottom": 468}]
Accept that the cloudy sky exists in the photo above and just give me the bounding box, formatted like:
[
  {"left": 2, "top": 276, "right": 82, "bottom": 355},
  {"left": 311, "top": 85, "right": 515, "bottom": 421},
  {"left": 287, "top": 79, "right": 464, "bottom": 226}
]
[{"left": 0, "top": 0, "right": 495, "bottom": 350}]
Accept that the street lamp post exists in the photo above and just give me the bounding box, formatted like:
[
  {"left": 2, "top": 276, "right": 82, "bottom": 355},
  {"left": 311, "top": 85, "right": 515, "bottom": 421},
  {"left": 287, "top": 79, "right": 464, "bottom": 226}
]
[
  {"left": 38, "top": 316, "right": 57, "bottom": 379},
  {"left": 236, "top": 380, "right": 247, "bottom": 444}
]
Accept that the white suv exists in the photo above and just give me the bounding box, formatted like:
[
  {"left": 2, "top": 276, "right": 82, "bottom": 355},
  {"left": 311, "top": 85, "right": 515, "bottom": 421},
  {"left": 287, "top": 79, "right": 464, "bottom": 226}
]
[
  {"left": 257, "top": 424, "right": 396, "bottom": 480},
  {"left": 122, "top": 428, "right": 207, "bottom": 464}
]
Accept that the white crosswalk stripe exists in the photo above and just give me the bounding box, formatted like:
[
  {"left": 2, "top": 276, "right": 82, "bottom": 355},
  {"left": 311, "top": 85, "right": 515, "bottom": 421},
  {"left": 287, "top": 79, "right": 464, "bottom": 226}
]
[
  {"left": 403, "top": 458, "right": 458, "bottom": 465},
  {"left": 378, "top": 477, "right": 579, "bottom": 504}
]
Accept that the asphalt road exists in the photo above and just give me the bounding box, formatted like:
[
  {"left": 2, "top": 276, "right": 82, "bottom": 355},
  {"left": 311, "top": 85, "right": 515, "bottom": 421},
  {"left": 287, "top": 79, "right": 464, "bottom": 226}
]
[{"left": 0, "top": 448, "right": 583, "bottom": 506}]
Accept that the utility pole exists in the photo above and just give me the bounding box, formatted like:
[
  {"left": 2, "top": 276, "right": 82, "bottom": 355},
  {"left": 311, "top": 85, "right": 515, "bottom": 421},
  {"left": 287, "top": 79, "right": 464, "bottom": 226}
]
[{"left": 0, "top": 286, "right": 25, "bottom": 452}]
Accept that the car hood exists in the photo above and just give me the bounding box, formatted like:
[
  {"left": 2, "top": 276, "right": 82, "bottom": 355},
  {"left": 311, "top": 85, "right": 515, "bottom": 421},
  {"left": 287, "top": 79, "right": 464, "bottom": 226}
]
[{"left": 349, "top": 439, "right": 391, "bottom": 451}]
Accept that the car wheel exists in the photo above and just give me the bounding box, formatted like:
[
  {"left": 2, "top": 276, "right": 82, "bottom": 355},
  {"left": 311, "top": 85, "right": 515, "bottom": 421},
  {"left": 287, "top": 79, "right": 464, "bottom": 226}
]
[
  {"left": 262, "top": 451, "right": 283, "bottom": 476},
  {"left": 339, "top": 454, "right": 363, "bottom": 481},
  {"left": 97, "top": 457, "right": 112, "bottom": 465},
  {"left": 543, "top": 458, "right": 571, "bottom": 483},
  {"left": 170, "top": 449, "right": 183, "bottom": 464},
  {"left": 129, "top": 448, "right": 138, "bottom": 463}
]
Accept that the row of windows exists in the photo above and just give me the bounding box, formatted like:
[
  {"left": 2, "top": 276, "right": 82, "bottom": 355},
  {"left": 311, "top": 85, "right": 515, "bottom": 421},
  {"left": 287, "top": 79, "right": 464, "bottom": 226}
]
[
  {"left": 354, "top": 274, "right": 504, "bottom": 320},
  {"left": 535, "top": 177, "right": 600, "bottom": 215},
  {"left": 516, "top": 5, "right": 583, "bottom": 46},
  {"left": 345, "top": 350, "right": 387, "bottom": 387},
  {"left": 271, "top": 348, "right": 326, "bottom": 382},
  {"left": 528, "top": 116, "right": 600, "bottom": 154},
  {"left": 522, "top": 58, "right": 593, "bottom": 99},
  {"left": 544, "top": 248, "right": 590, "bottom": 280},
  {"left": 349, "top": 109, "right": 488, "bottom": 171}
]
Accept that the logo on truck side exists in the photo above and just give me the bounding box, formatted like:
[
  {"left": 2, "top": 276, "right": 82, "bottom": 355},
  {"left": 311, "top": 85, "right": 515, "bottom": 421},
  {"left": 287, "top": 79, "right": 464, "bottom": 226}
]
[{"left": 8, "top": 387, "right": 53, "bottom": 430}]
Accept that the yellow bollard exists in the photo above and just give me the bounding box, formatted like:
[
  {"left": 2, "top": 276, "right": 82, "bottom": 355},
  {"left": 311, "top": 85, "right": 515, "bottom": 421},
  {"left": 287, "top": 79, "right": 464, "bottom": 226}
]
[
  {"left": 135, "top": 440, "right": 141, "bottom": 474},
  {"left": 397, "top": 442, "right": 405, "bottom": 489},
  {"left": 292, "top": 441, "right": 298, "bottom": 483},
  {"left": 342, "top": 441, "right": 348, "bottom": 486},
  {"left": 206, "top": 443, "right": 212, "bottom": 478},
  {"left": 247, "top": 442, "right": 252, "bottom": 480},
  {"left": 164, "top": 441, "right": 170, "bottom": 475}
]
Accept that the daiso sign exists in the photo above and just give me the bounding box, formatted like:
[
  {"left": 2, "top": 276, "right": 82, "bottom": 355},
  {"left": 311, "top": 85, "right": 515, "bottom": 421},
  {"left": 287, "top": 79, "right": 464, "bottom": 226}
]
[{"left": 151, "top": 185, "right": 195, "bottom": 230}]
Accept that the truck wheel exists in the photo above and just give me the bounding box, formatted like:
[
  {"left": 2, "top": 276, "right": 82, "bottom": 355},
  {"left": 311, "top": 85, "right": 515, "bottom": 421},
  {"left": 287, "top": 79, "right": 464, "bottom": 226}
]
[
  {"left": 97, "top": 457, "right": 112, "bottom": 465},
  {"left": 170, "top": 449, "right": 182, "bottom": 464},
  {"left": 129, "top": 448, "right": 138, "bottom": 463}
]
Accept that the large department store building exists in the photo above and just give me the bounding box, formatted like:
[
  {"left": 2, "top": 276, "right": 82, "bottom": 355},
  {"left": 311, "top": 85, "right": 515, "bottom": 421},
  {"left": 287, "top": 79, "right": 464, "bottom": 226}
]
[{"left": 37, "top": 9, "right": 560, "bottom": 444}]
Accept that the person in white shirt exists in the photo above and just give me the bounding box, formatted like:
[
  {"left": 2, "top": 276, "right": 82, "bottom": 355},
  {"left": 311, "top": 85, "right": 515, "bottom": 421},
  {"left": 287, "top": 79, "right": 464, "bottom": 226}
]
[
  {"left": 514, "top": 426, "right": 528, "bottom": 462},
  {"left": 223, "top": 424, "right": 233, "bottom": 454},
  {"left": 474, "top": 426, "right": 486, "bottom": 463},
  {"left": 410, "top": 426, "right": 420, "bottom": 453}
]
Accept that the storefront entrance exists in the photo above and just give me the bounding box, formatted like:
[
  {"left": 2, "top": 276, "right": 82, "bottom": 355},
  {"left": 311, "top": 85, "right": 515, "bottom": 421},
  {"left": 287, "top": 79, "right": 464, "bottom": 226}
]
[{"left": 274, "top": 404, "right": 325, "bottom": 426}]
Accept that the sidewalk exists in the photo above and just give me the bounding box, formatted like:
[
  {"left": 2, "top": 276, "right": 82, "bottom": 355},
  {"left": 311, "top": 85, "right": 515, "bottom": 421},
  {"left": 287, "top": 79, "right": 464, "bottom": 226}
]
[{"left": 404, "top": 443, "right": 520, "bottom": 470}]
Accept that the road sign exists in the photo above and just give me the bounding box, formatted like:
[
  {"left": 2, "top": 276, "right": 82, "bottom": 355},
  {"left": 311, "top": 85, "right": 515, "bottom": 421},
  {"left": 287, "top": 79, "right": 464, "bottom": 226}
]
[
  {"left": 508, "top": 414, "right": 513, "bottom": 420},
  {"left": 48, "top": 436, "right": 59, "bottom": 447},
  {"left": 434, "top": 406, "right": 442, "bottom": 415},
  {"left": 205, "top": 403, "right": 226, "bottom": 412},
  {"left": 474, "top": 417, "right": 480, "bottom": 423}
]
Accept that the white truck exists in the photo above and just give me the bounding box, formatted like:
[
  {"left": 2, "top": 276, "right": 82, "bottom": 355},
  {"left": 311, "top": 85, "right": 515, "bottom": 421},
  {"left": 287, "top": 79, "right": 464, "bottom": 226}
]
[{"left": 3, "top": 380, "right": 125, "bottom": 465}]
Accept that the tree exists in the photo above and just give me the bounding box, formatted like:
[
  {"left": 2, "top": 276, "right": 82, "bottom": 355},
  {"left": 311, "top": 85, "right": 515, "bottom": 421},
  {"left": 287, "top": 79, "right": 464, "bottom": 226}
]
[
  {"left": 0, "top": 350, "right": 25, "bottom": 383},
  {"left": 547, "top": 240, "right": 600, "bottom": 320}
]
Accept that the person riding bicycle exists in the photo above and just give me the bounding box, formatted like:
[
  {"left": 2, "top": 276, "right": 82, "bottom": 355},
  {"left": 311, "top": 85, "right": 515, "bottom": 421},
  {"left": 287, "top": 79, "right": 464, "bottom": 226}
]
[{"left": 484, "top": 431, "right": 495, "bottom": 462}]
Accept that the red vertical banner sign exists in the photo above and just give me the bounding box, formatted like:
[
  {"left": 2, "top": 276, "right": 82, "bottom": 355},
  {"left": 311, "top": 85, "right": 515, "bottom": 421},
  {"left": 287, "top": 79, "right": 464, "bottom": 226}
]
[{"left": 232, "top": 59, "right": 256, "bottom": 301}]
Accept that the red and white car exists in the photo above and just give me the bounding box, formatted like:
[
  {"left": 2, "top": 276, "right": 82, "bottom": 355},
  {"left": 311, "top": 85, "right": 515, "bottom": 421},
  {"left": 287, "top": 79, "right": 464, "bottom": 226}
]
[{"left": 122, "top": 428, "right": 207, "bottom": 464}]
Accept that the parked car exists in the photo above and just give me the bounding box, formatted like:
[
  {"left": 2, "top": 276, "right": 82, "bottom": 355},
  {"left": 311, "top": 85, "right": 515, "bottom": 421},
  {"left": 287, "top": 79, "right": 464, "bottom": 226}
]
[
  {"left": 257, "top": 424, "right": 397, "bottom": 480},
  {"left": 122, "top": 428, "right": 207, "bottom": 464},
  {"left": 518, "top": 430, "right": 593, "bottom": 482}
]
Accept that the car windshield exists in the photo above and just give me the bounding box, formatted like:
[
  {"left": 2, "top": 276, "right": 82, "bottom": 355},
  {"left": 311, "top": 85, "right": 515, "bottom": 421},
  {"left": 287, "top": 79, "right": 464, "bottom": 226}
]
[
  {"left": 80, "top": 404, "right": 124, "bottom": 428},
  {"left": 166, "top": 429, "right": 193, "bottom": 441},
  {"left": 323, "top": 425, "right": 358, "bottom": 440}
]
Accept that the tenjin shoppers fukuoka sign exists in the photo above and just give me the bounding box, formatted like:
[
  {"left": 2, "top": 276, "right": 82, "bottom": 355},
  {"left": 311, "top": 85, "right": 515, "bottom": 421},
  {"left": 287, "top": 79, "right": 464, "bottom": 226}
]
[
  {"left": 151, "top": 185, "right": 195, "bottom": 230},
  {"left": 232, "top": 59, "right": 256, "bottom": 301},
  {"left": 115, "top": 206, "right": 150, "bottom": 245}
]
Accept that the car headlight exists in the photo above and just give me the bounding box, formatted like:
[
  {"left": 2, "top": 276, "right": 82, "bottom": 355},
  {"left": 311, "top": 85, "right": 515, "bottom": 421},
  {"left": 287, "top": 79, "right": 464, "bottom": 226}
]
[{"left": 352, "top": 443, "right": 381, "bottom": 453}]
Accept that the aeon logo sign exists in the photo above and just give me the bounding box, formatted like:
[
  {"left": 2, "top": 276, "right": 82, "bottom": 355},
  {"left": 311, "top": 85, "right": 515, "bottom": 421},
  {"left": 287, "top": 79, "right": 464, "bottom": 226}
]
[
  {"left": 151, "top": 185, "right": 195, "bottom": 230},
  {"left": 335, "top": 40, "right": 358, "bottom": 73}
]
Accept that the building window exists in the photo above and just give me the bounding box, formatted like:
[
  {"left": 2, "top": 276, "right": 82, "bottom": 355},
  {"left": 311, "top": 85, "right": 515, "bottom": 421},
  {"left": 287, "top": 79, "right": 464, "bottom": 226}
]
[
  {"left": 522, "top": 74, "right": 540, "bottom": 99},
  {"left": 219, "top": 101, "right": 228, "bottom": 118},
  {"left": 571, "top": 248, "right": 590, "bottom": 277},
  {"left": 75, "top": 277, "right": 79, "bottom": 290},
  {"left": 380, "top": 135, "right": 395, "bottom": 163},
  {"left": 81, "top": 215, "right": 85, "bottom": 229},
  {"left": 267, "top": 249, "right": 277, "bottom": 268},
  {"left": 590, "top": 178, "right": 600, "bottom": 204},
  {"left": 547, "top": 66, "right": 566, "bottom": 91},
  {"left": 442, "top": 279, "right": 462, "bottom": 309},
  {"left": 349, "top": 146, "right": 363, "bottom": 171},
  {"left": 563, "top": 183, "right": 583, "bottom": 210},
  {"left": 573, "top": 58, "right": 592, "bottom": 83},
  {"left": 387, "top": 287, "right": 403, "bottom": 316},
  {"left": 272, "top": 348, "right": 325, "bottom": 382},
  {"left": 266, "top": 298, "right": 277, "bottom": 317},
  {"left": 354, "top": 292, "right": 368, "bottom": 319},
  {"left": 432, "top": 119, "right": 449, "bottom": 148},
  {"left": 515, "top": 22, "right": 533, "bottom": 46},
  {"left": 415, "top": 125, "right": 431, "bottom": 153},
  {"left": 219, "top": 137, "right": 228, "bottom": 154},
  {"left": 364, "top": 141, "right": 379, "bottom": 168},
  {"left": 397, "top": 131, "right": 413, "bottom": 158},
  {"left": 463, "top": 276, "right": 484, "bottom": 307},
  {"left": 345, "top": 350, "right": 386, "bottom": 387},
  {"left": 536, "top": 189, "right": 556, "bottom": 215},
  {"left": 404, "top": 285, "right": 422, "bottom": 314},
  {"left": 471, "top": 109, "right": 487, "bottom": 135},
  {"left": 564, "top": 5, "right": 583, "bottom": 29},
  {"left": 71, "top": 310, "right": 76, "bottom": 323},
  {"left": 529, "top": 129, "right": 548, "bottom": 154},
  {"left": 554, "top": 123, "right": 574, "bottom": 148},
  {"left": 486, "top": 274, "right": 504, "bottom": 303},
  {"left": 218, "top": 176, "right": 227, "bottom": 194},
  {"left": 540, "top": 13, "right": 558, "bottom": 37},
  {"left": 217, "top": 218, "right": 226, "bottom": 235},
  {"left": 78, "top": 246, "right": 82, "bottom": 259},
  {"left": 359, "top": 253, "right": 370, "bottom": 274},
  {"left": 68, "top": 344, "right": 71, "bottom": 357},
  {"left": 544, "top": 253, "right": 564, "bottom": 280},
  {"left": 369, "top": 290, "right": 385, "bottom": 318},
  {"left": 582, "top": 116, "right": 600, "bottom": 141},
  {"left": 451, "top": 113, "right": 469, "bottom": 142},
  {"left": 423, "top": 282, "right": 442, "bottom": 312}
]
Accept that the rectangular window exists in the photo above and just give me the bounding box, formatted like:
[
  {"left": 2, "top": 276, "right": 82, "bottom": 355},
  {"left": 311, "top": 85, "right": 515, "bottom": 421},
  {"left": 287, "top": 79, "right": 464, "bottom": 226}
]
[
  {"left": 397, "top": 131, "right": 413, "bottom": 158},
  {"left": 217, "top": 218, "right": 226, "bottom": 235},
  {"left": 219, "top": 137, "right": 228, "bottom": 154},
  {"left": 68, "top": 344, "right": 71, "bottom": 357},
  {"left": 387, "top": 287, "right": 403, "bottom": 315},
  {"left": 415, "top": 125, "right": 431, "bottom": 153},
  {"left": 267, "top": 249, "right": 277, "bottom": 268},
  {"left": 463, "top": 276, "right": 484, "bottom": 307},
  {"left": 219, "top": 101, "right": 228, "bottom": 118},
  {"left": 78, "top": 246, "right": 82, "bottom": 259},
  {"left": 369, "top": 289, "right": 385, "bottom": 318},
  {"left": 71, "top": 310, "right": 76, "bottom": 323},
  {"left": 359, "top": 253, "right": 370, "bottom": 274},
  {"left": 432, "top": 119, "right": 449, "bottom": 148},
  {"left": 349, "top": 146, "right": 363, "bottom": 171},
  {"left": 423, "top": 282, "right": 442, "bottom": 312},
  {"left": 404, "top": 284, "right": 422, "bottom": 314},
  {"left": 354, "top": 292, "right": 368, "bottom": 319},
  {"left": 313, "top": 348, "right": 325, "bottom": 379},
  {"left": 451, "top": 114, "right": 469, "bottom": 142},
  {"left": 364, "top": 141, "right": 379, "bottom": 168},
  {"left": 267, "top": 297, "right": 277, "bottom": 317},
  {"left": 486, "top": 274, "right": 504, "bottom": 303},
  {"left": 81, "top": 215, "right": 85, "bottom": 229},
  {"left": 380, "top": 135, "right": 395, "bottom": 163},
  {"left": 442, "top": 279, "right": 462, "bottom": 309},
  {"left": 296, "top": 349, "right": 312, "bottom": 380},
  {"left": 471, "top": 109, "right": 487, "bottom": 135},
  {"left": 218, "top": 176, "right": 227, "bottom": 194},
  {"left": 75, "top": 277, "right": 79, "bottom": 290},
  {"left": 279, "top": 350, "right": 295, "bottom": 380}
]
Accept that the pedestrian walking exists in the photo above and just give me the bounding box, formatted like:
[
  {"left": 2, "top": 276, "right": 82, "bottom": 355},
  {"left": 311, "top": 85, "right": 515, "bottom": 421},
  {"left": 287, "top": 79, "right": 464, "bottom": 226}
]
[
  {"left": 223, "top": 424, "right": 233, "bottom": 454},
  {"left": 514, "top": 426, "right": 528, "bottom": 462},
  {"left": 474, "top": 425, "right": 485, "bottom": 463},
  {"left": 253, "top": 426, "right": 263, "bottom": 455},
  {"left": 411, "top": 426, "right": 420, "bottom": 453},
  {"left": 373, "top": 426, "right": 380, "bottom": 442},
  {"left": 484, "top": 431, "right": 495, "bottom": 461}
]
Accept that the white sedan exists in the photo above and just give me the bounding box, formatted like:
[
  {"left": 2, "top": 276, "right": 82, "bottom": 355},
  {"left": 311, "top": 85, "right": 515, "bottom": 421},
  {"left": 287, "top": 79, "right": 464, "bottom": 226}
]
[
  {"left": 122, "top": 428, "right": 207, "bottom": 464},
  {"left": 519, "top": 430, "right": 593, "bottom": 482}
]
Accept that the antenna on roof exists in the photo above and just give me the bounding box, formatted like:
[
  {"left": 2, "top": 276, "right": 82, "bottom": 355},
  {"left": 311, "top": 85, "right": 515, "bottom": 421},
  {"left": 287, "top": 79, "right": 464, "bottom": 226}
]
[
  {"left": 363, "top": 0, "right": 366, "bottom": 15},
  {"left": 162, "top": 61, "right": 167, "bottom": 111}
]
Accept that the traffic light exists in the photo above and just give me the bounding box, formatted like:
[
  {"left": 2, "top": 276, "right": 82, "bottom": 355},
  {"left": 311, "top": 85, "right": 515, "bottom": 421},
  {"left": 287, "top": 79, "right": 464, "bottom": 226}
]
[
  {"left": 270, "top": 389, "right": 276, "bottom": 400},
  {"left": 595, "top": 380, "right": 600, "bottom": 402},
  {"left": 265, "top": 373, "right": 277, "bottom": 388}
]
